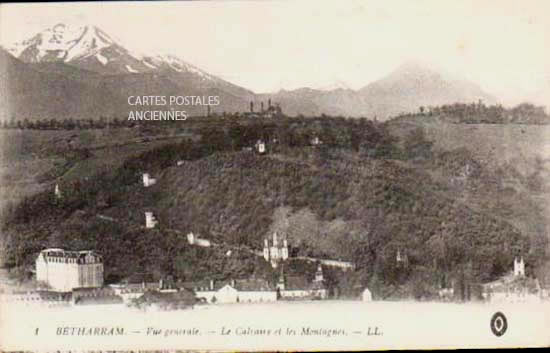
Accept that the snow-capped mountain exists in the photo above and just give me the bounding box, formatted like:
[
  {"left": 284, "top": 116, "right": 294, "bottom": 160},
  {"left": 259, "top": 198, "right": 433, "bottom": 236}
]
[
  {"left": 4, "top": 23, "right": 237, "bottom": 82},
  {"left": 8, "top": 23, "right": 123, "bottom": 66},
  {"left": 2, "top": 22, "right": 254, "bottom": 109},
  {"left": 2, "top": 23, "right": 499, "bottom": 120},
  {"left": 0, "top": 23, "right": 256, "bottom": 120}
]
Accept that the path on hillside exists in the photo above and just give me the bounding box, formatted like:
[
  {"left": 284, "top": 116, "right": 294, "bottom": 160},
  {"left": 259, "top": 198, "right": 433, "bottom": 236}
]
[{"left": 94, "top": 212, "right": 354, "bottom": 268}]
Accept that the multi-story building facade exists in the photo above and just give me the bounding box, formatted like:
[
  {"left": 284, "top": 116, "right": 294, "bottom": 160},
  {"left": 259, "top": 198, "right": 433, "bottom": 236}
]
[{"left": 35, "top": 248, "right": 104, "bottom": 292}]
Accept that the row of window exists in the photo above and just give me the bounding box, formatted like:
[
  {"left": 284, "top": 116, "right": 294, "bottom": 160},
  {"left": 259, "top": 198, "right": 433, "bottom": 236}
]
[{"left": 43, "top": 257, "right": 102, "bottom": 264}]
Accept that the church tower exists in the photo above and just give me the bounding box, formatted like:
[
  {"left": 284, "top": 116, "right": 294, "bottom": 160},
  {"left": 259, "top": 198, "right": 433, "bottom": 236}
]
[
  {"left": 314, "top": 265, "right": 324, "bottom": 282},
  {"left": 514, "top": 257, "right": 525, "bottom": 277},
  {"left": 54, "top": 183, "right": 62, "bottom": 199},
  {"left": 264, "top": 232, "right": 290, "bottom": 268},
  {"left": 263, "top": 239, "right": 270, "bottom": 261},
  {"left": 281, "top": 238, "right": 289, "bottom": 260},
  {"left": 270, "top": 232, "right": 279, "bottom": 260}
]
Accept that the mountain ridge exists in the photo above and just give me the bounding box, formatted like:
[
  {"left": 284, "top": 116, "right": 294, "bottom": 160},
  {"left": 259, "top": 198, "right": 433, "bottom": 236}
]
[{"left": 2, "top": 23, "right": 498, "bottom": 120}]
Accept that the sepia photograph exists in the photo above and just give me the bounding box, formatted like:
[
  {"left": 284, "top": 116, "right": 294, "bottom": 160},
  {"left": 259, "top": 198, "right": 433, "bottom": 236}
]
[{"left": 0, "top": 0, "right": 549, "bottom": 351}]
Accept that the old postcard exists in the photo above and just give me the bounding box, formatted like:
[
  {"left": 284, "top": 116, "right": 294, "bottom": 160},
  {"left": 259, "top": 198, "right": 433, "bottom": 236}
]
[{"left": 1, "top": 0, "right": 549, "bottom": 351}]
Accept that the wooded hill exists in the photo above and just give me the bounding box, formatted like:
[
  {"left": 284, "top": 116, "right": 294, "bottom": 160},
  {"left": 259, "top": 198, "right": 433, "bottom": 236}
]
[{"left": 0, "top": 117, "right": 539, "bottom": 299}]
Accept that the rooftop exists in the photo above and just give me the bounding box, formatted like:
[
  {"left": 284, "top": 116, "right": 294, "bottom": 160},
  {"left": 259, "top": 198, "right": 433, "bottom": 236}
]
[
  {"left": 184, "top": 278, "right": 275, "bottom": 292},
  {"left": 39, "top": 249, "right": 101, "bottom": 260}
]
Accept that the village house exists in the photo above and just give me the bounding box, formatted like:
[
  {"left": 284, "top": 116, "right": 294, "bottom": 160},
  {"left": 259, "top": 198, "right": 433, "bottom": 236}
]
[
  {"left": 310, "top": 136, "right": 322, "bottom": 146},
  {"left": 0, "top": 290, "right": 72, "bottom": 307},
  {"left": 111, "top": 276, "right": 196, "bottom": 310},
  {"left": 255, "top": 139, "right": 266, "bottom": 154},
  {"left": 145, "top": 211, "right": 158, "bottom": 228},
  {"left": 482, "top": 257, "right": 541, "bottom": 303},
  {"left": 109, "top": 276, "right": 178, "bottom": 304},
  {"left": 109, "top": 282, "right": 158, "bottom": 303},
  {"left": 72, "top": 287, "right": 123, "bottom": 306},
  {"left": 539, "top": 278, "right": 550, "bottom": 300},
  {"left": 142, "top": 173, "right": 157, "bottom": 187},
  {"left": 131, "top": 288, "right": 197, "bottom": 311},
  {"left": 438, "top": 286, "right": 455, "bottom": 301},
  {"left": 362, "top": 287, "right": 373, "bottom": 302},
  {"left": 483, "top": 276, "right": 540, "bottom": 303},
  {"left": 276, "top": 265, "right": 328, "bottom": 300},
  {"left": 35, "top": 248, "right": 103, "bottom": 292},
  {"left": 186, "top": 278, "right": 277, "bottom": 304}
]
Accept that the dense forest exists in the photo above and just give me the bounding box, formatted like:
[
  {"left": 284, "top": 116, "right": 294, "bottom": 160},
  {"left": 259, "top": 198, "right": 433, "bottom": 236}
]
[{"left": 392, "top": 102, "right": 549, "bottom": 125}]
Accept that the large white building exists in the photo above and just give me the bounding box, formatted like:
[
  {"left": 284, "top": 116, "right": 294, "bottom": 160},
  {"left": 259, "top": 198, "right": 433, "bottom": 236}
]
[{"left": 35, "top": 248, "right": 104, "bottom": 292}]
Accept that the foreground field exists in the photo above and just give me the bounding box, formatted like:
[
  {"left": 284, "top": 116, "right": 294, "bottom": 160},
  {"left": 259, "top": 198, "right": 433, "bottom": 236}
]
[{"left": 1, "top": 300, "right": 549, "bottom": 350}]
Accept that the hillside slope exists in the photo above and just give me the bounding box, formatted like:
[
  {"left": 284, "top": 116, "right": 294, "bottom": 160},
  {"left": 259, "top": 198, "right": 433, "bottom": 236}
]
[
  {"left": 0, "top": 48, "right": 124, "bottom": 120},
  {"left": 386, "top": 117, "right": 550, "bottom": 259},
  {"left": 1, "top": 142, "right": 529, "bottom": 289}
]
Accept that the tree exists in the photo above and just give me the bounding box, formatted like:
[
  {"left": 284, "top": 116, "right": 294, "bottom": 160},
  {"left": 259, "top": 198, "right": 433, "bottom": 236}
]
[{"left": 403, "top": 127, "right": 433, "bottom": 160}]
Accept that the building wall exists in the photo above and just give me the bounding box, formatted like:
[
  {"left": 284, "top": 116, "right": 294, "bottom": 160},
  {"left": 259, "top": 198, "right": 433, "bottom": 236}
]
[
  {"left": 238, "top": 291, "right": 277, "bottom": 303},
  {"left": 280, "top": 289, "right": 327, "bottom": 299},
  {"left": 280, "top": 289, "right": 310, "bottom": 298},
  {"left": 36, "top": 257, "right": 80, "bottom": 292},
  {"left": 195, "top": 286, "right": 277, "bottom": 303},
  {"left": 214, "top": 285, "right": 239, "bottom": 303},
  {"left": 362, "top": 289, "right": 373, "bottom": 302},
  {"left": 78, "top": 263, "right": 104, "bottom": 288},
  {"left": 35, "top": 253, "right": 103, "bottom": 292}
]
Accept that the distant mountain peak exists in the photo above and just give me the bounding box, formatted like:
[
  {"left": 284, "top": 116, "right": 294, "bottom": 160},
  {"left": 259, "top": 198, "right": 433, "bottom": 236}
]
[
  {"left": 394, "top": 60, "right": 434, "bottom": 72},
  {"left": 383, "top": 61, "right": 446, "bottom": 84},
  {"left": 6, "top": 23, "right": 119, "bottom": 63},
  {"left": 0, "top": 22, "right": 255, "bottom": 120},
  {"left": 316, "top": 80, "right": 353, "bottom": 91},
  {"left": 2, "top": 22, "right": 230, "bottom": 80}
]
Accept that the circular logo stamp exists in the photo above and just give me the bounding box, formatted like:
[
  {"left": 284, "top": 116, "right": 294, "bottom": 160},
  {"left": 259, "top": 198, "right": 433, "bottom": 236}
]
[{"left": 490, "top": 312, "right": 508, "bottom": 337}]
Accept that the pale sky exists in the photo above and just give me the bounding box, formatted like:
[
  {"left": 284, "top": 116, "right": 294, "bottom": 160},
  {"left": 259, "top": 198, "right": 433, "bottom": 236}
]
[{"left": 1, "top": 0, "right": 549, "bottom": 106}]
